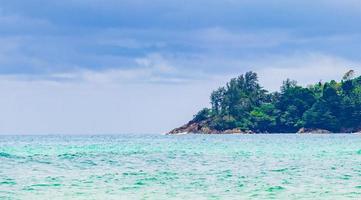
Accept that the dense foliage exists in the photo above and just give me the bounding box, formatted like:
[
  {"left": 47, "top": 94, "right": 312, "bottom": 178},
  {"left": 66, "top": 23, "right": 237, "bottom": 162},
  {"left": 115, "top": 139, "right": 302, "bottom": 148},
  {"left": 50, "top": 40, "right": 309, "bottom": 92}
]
[{"left": 192, "top": 70, "right": 361, "bottom": 133}]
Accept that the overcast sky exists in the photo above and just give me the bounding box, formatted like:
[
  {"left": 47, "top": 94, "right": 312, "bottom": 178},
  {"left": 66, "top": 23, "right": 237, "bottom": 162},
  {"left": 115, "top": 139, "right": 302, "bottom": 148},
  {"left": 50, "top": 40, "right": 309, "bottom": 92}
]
[{"left": 0, "top": 0, "right": 360, "bottom": 134}]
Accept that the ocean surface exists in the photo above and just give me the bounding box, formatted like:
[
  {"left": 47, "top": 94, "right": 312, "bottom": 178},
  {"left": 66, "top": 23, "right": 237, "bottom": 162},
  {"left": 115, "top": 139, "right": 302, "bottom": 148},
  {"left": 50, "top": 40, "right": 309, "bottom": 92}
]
[{"left": 1, "top": 134, "right": 361, "bottom": 200}]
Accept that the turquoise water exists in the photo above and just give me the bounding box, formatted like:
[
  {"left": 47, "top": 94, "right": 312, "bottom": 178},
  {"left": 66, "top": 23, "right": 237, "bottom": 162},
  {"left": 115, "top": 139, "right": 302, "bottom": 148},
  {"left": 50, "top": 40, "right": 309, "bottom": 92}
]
[{"left": 1, "top": 134, "right": 361, "bottom": 199}]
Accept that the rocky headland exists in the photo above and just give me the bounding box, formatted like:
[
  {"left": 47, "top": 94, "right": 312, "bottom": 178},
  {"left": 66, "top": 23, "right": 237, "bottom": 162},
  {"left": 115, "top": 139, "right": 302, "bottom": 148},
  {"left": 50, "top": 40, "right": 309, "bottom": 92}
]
[{"left": 168, "top": 71, "right": 361, "bottom": 135}]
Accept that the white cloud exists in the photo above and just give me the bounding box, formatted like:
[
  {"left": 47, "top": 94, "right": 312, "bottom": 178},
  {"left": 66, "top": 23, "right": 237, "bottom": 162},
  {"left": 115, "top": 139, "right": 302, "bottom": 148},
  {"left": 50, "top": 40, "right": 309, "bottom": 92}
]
[
  {"left": 135, "top": 53, "right": 176, "bottom": 74},
  {"left": 70, "top": 54, "right": 187, "bottom": 84},
  {"left": 256, "top": 53, "right": 361, "bottom": 91},
  {"left": 0, "top": 52, "right": 210, "bottom": 85}
]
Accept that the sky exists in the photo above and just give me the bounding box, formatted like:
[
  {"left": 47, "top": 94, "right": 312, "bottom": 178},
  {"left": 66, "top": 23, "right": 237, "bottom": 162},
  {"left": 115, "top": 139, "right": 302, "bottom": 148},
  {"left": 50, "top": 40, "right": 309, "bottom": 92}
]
[{"left": 0, "top": 0, "right": 360, "bottom": 134}]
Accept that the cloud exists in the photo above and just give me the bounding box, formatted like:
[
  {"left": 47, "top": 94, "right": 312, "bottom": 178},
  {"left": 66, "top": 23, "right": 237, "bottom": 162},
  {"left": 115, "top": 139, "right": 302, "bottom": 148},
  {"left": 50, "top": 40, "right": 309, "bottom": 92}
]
[
  {"left": 256, "top": 53, "right": 361, "bottom": 91},
  {"left": 0, "top": 53, "right": 206, "bottom": 84},
  {"left": 1, "top": 50, "right": 357, "bottom": 90}
]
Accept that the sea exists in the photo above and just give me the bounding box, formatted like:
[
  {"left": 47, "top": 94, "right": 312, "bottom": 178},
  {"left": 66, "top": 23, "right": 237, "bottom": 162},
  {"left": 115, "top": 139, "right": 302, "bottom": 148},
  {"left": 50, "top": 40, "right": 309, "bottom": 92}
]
[{"left": 1, "top": 134, "right": 361, "bottom": 200}]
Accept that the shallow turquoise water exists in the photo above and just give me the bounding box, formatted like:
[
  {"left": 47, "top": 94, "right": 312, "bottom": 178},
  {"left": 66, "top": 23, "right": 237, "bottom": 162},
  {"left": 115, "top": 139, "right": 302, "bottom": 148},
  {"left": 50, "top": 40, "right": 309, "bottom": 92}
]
[{"left": 1, "top": 134, "right": 361, "bottom": 199}]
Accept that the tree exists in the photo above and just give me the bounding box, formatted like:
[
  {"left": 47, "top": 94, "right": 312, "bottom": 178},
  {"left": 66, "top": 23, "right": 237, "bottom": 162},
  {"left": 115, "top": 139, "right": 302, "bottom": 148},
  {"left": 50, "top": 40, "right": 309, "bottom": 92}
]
[
  {"left": 210, "top": 87, "right": 226, "bottom": 115},
  {"left": 302, "top": 100, "right": 340, "bottom": 132},
  {"left": 308, "top": 81, "right": 323, "bottom": 99},
  {"left": 281, "top": 79, "right": 297, "bottom": 93},
  {"left": 322, "top": 83, "right": 342, "bottom": 118},
  {"left": 276, "top": 81, "right": 316, "bottom": 132},
  {"left": 339, "top": 77, "right": 361, "bottom": 130},
  {"left": 343, "top": 70, "right": 355, "bottom": 81},
  {"left": 250, "top": 104, "right": 277, "bottom": 132},
  {"left": 193, "top": 108, "right": 211, "bottom": 122},
  {"left": 184, "top": 71, "right": 361, "bottom": 133},
  {"left": 341, "top": 80, "right": 353, "bottom": 95}
]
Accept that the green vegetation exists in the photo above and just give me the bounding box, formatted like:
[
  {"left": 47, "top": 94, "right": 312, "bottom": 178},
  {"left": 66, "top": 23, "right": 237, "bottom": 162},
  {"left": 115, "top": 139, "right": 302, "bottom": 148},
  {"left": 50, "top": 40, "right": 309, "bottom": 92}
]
[{"left": 191, "top": 70, "right": 361, "bottom": 133}]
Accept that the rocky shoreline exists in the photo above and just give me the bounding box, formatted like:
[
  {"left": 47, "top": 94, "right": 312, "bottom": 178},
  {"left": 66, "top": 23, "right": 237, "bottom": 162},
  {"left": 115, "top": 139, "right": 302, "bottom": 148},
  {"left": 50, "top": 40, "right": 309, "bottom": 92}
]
[
  {"left": 168, "top": 121, "right": 254, "bottom": 134},
  {"left": 296, "top": 128, "right": 331, "bottom": 134},
  {"left": 167, "top": 121, "right": 358, "bottom": 135}
]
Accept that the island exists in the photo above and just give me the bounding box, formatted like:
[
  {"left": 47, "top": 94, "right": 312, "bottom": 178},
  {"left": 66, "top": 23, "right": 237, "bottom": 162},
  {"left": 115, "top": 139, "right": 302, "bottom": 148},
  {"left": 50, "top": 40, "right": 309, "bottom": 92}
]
[{"left": 168, "top": 70, "right": 361, "bottom": 134}]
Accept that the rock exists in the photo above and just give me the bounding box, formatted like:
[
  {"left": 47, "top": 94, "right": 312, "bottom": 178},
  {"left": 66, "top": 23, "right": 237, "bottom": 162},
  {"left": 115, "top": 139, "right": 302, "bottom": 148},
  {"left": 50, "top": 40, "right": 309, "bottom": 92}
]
[
  {"left": 245, "top": 130, "right": 255, "bottom": 134},
  {"left": 352, "top": 129, "right": 361, "bottom": 134},
  {"left": 167, "top": 121, "right": 256, "bottom": 135},
  {"left": 202, "top": 127, "right": 224, "bottom": 134},
  {"left": 222, "top": 128, "right": 243, "bottom": 134},
  {"left": 167, "top": 122, "right": 200, "bottom": 134},
  {"left": 297, "top": 128, "right": 331, "bottom": 134}
]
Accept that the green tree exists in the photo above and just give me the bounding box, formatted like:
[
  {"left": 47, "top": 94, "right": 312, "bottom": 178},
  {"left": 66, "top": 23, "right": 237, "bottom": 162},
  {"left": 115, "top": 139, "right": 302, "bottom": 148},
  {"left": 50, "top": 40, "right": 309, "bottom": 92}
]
[
  {"left": 193, "top": 108, "right": 211, "bottom": 122},
  {"left": 250, "top": 104, "right": 277, "bottom": 132},
  {"left": 302, "top": 100, "right": 340, "bottom": 132},
  {"left": 210, "top": 87, "right": 226, "bottom": 115},
  {"left": 276, "top": 80, "right": 316, "bottom": 132},
  {"left": 185, "top": 71, "right": 361, "bottom": 134}
]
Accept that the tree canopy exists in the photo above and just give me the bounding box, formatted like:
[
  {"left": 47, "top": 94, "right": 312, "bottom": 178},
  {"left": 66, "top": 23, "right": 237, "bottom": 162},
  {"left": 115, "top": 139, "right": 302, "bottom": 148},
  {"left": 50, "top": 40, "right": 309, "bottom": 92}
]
[{"left": 191, "top": 71, "right": 361, "bottom": 133}]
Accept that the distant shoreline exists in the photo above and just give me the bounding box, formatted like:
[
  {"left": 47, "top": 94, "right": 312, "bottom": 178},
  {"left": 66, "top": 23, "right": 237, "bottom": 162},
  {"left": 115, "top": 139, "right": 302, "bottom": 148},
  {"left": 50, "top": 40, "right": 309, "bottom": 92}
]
[
  {"left": 169, "top": 71, "right": 361, "bottom": 135},
  {"left": 167, "top": 130, "right": 361, "bottom": 135}
]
